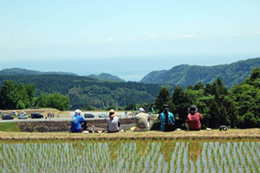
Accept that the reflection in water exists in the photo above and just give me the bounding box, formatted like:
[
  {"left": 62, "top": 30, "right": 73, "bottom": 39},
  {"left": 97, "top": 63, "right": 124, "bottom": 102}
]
[
  {"left": 0, "top": 139, "right": 259, "bottom": 172},
  {"left": 188, "top": 139, "right": 203, "bottom": 162},
  {"left": 135, "top": 139, "right": 152, "bottom": 157},
  {"left": 107, "top": 140, "right": 120, "bottom": 161},
  {"left": 158, "top": 139, "right": 176, "bottom": 162}
]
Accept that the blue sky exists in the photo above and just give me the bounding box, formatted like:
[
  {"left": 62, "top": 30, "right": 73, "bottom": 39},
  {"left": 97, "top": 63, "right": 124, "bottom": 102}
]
[{"left": 0, "top": 0, "right": 260, "bottom": 81}]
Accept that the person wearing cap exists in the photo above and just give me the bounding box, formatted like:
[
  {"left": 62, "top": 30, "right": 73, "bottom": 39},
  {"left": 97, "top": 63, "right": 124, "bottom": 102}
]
[
  {"left": 187, "top": 105, "right": 203, "bottom": 131},
  {"left": 70, "top": 109, "right": 87, "bottom": 133},
  {"left": 131, "top": 107, "right": 150, "bottom": 131},
  {"left": 107, "top": 109, "right": 120, "bottom": 133},
  {"left": 158, "top": 104, "right": 175, "bottom": 132}
]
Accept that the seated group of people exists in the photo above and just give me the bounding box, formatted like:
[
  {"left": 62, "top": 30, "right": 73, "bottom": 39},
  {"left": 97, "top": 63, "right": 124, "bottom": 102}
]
[
  {"left": 158, "top": 104, "right": 203, "bottom": 131},
  {"left": 70, "top": 109, "right": 122, "bottom": 133},
  {"left": 70, "top": 104, "right": 202, "bottom": 133}
]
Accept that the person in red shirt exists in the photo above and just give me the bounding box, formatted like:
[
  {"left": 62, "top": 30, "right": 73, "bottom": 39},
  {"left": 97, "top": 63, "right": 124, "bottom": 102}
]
[{"left": 187, "top": 105, "right": 203, "bottom": 130}]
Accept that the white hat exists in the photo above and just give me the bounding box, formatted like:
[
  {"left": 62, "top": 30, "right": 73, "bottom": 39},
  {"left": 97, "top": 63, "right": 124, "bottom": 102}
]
[
  {"left": 138, "top": 107, "right": 145, "bottom": 113},
  {"left": 75, "top": 109, "right": 82, "bottom": 115}
]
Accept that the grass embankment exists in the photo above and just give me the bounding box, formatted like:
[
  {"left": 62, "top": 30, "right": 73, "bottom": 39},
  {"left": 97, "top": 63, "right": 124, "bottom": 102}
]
[
  {"left": 0, "top": 129, "right": 259, "bottom": 141},
  {"left": 0, "top": 122, "right": 20, "bottom": 132}
]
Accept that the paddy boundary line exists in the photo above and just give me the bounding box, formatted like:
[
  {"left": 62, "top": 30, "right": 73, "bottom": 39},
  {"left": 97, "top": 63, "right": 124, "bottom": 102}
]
[{"left": 0, "top": 129, "right": 259, "bottom": 141}]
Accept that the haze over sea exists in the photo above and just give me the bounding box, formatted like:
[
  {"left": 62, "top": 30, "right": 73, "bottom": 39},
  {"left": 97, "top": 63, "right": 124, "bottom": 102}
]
[{"left": 1, "top": 0, "right": 260, "bottom": 81}]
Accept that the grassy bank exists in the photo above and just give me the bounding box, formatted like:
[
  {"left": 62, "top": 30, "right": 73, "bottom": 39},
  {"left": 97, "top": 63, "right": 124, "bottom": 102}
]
[
  {"left": 0, "top": 129, "right": 259, "bottom": 140},
  {"left": 0, "top": 122, "right": 20, "bottom": 132}
]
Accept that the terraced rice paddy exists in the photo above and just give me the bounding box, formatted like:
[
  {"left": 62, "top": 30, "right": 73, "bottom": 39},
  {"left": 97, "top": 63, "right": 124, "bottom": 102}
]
[{"left": 0, "top": 138, "right": 259, "bottom": 172}]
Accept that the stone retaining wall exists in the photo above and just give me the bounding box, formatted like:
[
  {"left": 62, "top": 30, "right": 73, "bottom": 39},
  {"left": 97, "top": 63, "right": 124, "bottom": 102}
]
[{"left": 16, "top": 118, "right": 137, "bottom": 132}]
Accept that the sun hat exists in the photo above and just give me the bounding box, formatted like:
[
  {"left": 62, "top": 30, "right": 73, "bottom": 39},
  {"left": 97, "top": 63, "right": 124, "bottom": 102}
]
[
  {"left": 75, "top": 109, "right": 82, "bottom": 115},
  {"left": 109, "top": 109, "right": 117, "bottom": 117},
  {"left": 189, "top": 105, "right": 198, "bottom": 114},
  {"left": 138, "top": 107, "right": 145, "bottom": 113}
]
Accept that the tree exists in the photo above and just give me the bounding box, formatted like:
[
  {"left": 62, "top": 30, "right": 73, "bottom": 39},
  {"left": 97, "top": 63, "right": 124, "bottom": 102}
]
[
  {"left": 213, "top": 77, "right": 228, "bottom": 97},
  {"left": 155, "top": 87, "right": 172, "bottom": 112},
  {"left": 230, "top": 70, "right": 260, "bottom": 128},
  {"left": 240, "top": 111, "right": 258, "bottom": 128},
  {"left": 208, "top": 100, "right": 221, "bottom": 128},
  {"left": 222, "top": 97, "right": 238, "bottom": 128},
  {"left": 34, "top": 92, "right": 70, "bottom": 111},
  {"left": 202, "top": 78, "right": 234, "bottom": 128},
  {"left": 0, "top": 80, "right": 19, "bottom": 109},
  {"left": 204, "top": 83, "right": 213, "bottom": 95},
  {"left": 249, "top": 68, "right": 260, "bottom": 82},
  {"left": 125, "top": 104, "right": 136, "bottom": 110},
  {"left": 48, "top": 92, "right": 70, "bottom": 111},
  {"left": 194, "top": 82, "right": 204, "bottom": 90},
  {"left": 172, "top": 87, "right": 193, "bottom": 125},
  {"left": 0, "top": 80, "right": 36, "bottom": 109}
]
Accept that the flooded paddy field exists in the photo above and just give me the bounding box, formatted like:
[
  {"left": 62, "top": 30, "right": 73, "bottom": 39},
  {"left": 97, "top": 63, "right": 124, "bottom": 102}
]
[{"left": 0, "top": 138, "right": 259, "bottom": 172}]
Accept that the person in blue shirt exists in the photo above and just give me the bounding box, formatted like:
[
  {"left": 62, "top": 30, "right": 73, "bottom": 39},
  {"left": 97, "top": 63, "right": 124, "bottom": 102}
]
[
  {"left": 70, "top": 109, "right": 87, "bottom": 133},
  {"left": 158, "top": 104, "right": 175, "bottom": 132}
]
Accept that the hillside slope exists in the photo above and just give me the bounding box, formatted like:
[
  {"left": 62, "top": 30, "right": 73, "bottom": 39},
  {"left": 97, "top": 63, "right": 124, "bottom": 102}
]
[
  {"left": 0, "top": 68, "right": 78, "bottom": 76},
  {"left": 0, "top": 74, "right": 162, "bottom": 109},
  {"left": 140, "top": 57, "right": 260, "bottom": 87},
  {"left": 87, "top": 73, "right": 125, "bottom": 82}
]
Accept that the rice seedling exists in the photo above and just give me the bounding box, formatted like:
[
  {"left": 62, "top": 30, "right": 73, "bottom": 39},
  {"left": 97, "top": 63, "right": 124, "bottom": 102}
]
[
  {"left": 222, "top": 161, "right": 226, "bottom": 173},
  {"left": 205, "top": 143, "right": 210, "bottom": 168},
  {"left": 0, "top": 137, "right": 259, "bottom": 172}
]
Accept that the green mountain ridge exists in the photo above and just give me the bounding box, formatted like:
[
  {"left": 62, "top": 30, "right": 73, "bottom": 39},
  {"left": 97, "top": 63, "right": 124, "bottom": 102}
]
[
  {"left": 140, "top": 57, "right": 260, "bottom": 88},
  {"left": 0, "top": 68, "right": 78, "bottom": 76},
  {"left": 0, "top": 68, "right": 124, "bottom": 82}
]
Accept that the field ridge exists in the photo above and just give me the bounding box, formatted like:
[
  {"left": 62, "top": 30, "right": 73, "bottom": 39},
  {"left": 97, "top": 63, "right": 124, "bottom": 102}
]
[{"left": 0, "top": 129, "right": 259, "bottom": 140}]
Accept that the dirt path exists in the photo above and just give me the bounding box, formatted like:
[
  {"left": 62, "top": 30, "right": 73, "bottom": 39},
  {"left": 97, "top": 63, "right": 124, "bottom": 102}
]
[{"left": 0, "top": 129, "right": 259, "bottom": 140}]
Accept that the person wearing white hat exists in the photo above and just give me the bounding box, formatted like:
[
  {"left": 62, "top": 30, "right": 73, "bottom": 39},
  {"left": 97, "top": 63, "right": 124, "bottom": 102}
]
[
  {"left": 70, "top": 109, "right": 87, "bottom": 132},
  {"left": 131, "top": 107, "right": 150, "bottom": 131}
]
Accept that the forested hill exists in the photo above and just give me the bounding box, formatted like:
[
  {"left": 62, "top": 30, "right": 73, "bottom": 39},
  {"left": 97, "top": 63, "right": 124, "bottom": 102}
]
[
  {"left": 87, "top": 73, "right": 125, "bottom": 82},
  {"left": 140, "top": 57, "right": 260, "bottom": 88},
  {"left": 0, "top": 68, "right": 78, "bottom": 76},
  {"left": 0, "top": 68, "right": 124, "bottom": 82},
  {"left": 0, "top": 74, "right": 163, "bottom": 109}
]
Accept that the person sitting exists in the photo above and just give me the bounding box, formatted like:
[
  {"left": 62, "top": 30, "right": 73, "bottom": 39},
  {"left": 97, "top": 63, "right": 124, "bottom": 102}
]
[
  {"left": 187, "top": 105, "right": 202, "bottom": 131},
  {"left": 70, "top": 109, "right": 87, "bottom": 133},
  {"left": 159, "top": 104, "right": 175, "bottom": 132},
  {"left": 107, "top": 109, "right": 120, "bottom": 133},
  {"left": 131, "top": 107, "right": 150, "bottom": 131}
]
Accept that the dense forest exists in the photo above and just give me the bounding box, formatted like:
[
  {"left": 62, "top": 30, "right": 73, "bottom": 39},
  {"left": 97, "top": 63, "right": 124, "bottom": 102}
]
[
  {"left": 0, "top": 80, "right": 69, "bottom": 111},
  {"left": 153, "top": 68, "right": 260, "bottom": 128},
  {"left": 141, "top": 57, "right": 260, "bottom": 88},
  {"left": 0, "top": 68, "right": 124, "bottom": 82},
  {"left": 87, "top": 73, "right": 125, "bottom": 82},
  {"left": 0, "top": 68, "right": 259, "bottom": 128},
  {"left": 0, "top": 74, "right": 164, "bottom": 110}
]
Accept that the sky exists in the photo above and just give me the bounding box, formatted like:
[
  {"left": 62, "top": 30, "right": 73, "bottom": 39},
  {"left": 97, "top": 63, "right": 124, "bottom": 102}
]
[{"left": 0, "top": 0, "right": 260, "bottom": 81}]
